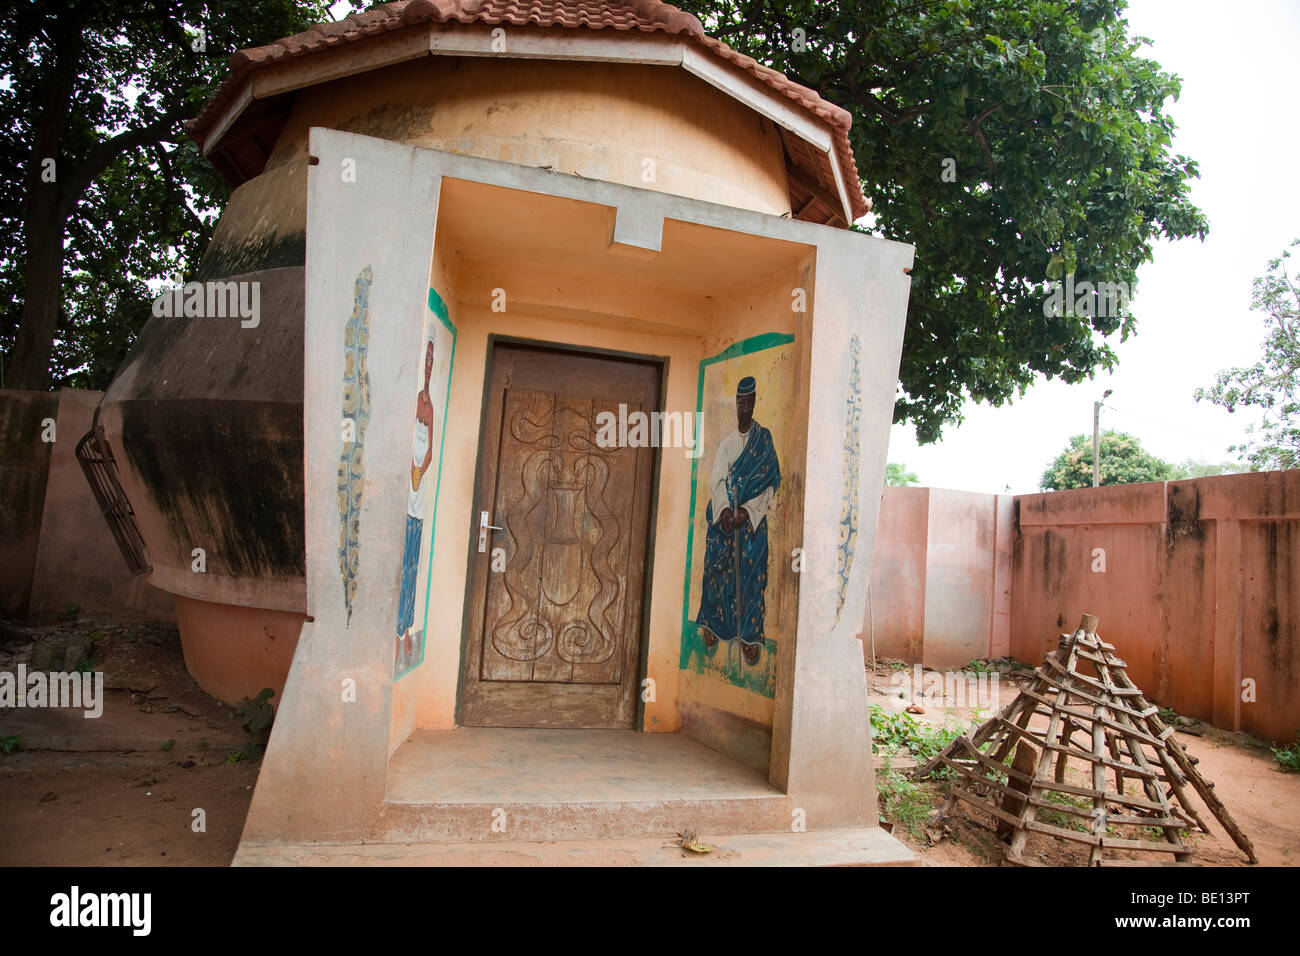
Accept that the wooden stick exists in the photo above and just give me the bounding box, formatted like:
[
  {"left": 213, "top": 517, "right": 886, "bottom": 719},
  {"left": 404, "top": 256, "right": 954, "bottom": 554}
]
[
  {"left": 1007, "top": 616, "right": 1092, "bottom": 860},
  {"left": 1109, "top": 662, "right": 1258, "bottom": 863}
]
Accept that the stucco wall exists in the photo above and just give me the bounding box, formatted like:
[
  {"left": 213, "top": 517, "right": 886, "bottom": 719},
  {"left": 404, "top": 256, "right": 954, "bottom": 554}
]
[
  {"left": 173, "top": 594, "right": 302, "bottom": 706},
  {"left": 266, "top": 56, "right": 792, "bottom": 218},
  {"left": 234, "top": 134, "right": 913, "bottom": 843},
  {"left": 28, "top": 389, "right": 174, "bottom": 624},
  {"left": 869, "top": 475, "right": 1299, "bottom": 743},
  {"left": 0, "top": 389, "right": 58, "bottom": 620},
  {"left": 866, "top": 485, "right": 926, "bottom": 661},
  {"left": 866, "top": 487, "right": 1013, "bottom": 670},
  {"left": 922, "top": 489, "right": 999, "bottom": 670},
  {"left": 1014, "top": 473, "right": 1299, "bottom": 743},
  {"left": 0, "top": 388, "right": 172, "bottom": 625}
]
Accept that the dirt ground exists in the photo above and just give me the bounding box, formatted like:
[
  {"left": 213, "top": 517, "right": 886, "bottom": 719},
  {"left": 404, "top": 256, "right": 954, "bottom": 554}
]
[
  {"left": 868, "top": 658, "right": 1300, "bottom": 867},
  {"left": 0, "top": 617, "right": 263, "bottom": 866},
  {"left": 3, "top": 618, "right": 1295, "bottom": 867}
]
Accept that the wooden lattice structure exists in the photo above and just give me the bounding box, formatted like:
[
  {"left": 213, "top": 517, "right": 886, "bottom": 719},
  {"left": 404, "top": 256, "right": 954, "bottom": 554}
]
[{"left": 916, "top": 614, "right": 1257, "bottom": 866}]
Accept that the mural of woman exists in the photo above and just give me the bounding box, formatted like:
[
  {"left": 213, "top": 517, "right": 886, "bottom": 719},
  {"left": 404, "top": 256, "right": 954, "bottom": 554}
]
[
  {"left": 695, "top": 375, "right": 781, "bottom": 665},
  {"left": 396, "top": 336, "right": 436, "bottom": 670}
]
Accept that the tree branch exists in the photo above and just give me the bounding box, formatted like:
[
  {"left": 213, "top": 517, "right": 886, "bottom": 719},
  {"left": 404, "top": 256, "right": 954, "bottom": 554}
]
[{"left": 58, "top": 106, "right": 193, "bottom": 220}]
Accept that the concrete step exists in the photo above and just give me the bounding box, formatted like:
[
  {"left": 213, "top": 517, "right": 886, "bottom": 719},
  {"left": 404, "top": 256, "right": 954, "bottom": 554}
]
[
  {"left": 377, "top": 727, "right": 800, "bottom": 843},
  {"left": 374, "top": 793, "right": 795, "bottom": 843},
  {"left": 234, "top": 826, "right": 919, "bottom": 866}
]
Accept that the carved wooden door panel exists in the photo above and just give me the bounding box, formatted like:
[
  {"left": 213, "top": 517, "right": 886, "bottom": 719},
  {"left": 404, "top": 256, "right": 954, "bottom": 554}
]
[{"left": 460, "top": 343, "right": 659, "bottom": 728}]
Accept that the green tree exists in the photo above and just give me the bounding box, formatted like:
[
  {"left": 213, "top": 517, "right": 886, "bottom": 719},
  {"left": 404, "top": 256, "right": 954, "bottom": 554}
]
[
  {"left": 3, "top": 0, "right": 1206, "bottom": 413},
  {"left": 1175, "top": 458, "right": 1242, "bottom": 480},
  {"left": 885, "top": 462, "right": 920, "bottom": 486},
  {"left": 0, "top": 0, "right": 335, "bottom": 390},
  {"left": 1194, "top": 240, "right": 1300, "bottom": 472},
  {"left": 1040, "top": 430, "right": 1179, "bottom": 491},
  {"left": 678, "top": 0, "right": 1206, "bottom": 442}
]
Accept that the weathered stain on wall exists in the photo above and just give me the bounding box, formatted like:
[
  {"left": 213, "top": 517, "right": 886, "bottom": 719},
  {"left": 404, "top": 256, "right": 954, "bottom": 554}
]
[
  {"left": 121, "top": 399, "right": 304, "bottom": 579},
  {"left": 195, "top": 161, "right": 307, "bottom": 281},
  {"left": 0, "top": 389, "right": 174, "bottom": 624},
  {"left": 870, "top": 474, "right": 1300, "bottom": 743},
  {"left": 0, "top": 390, "right": 61, "bottom": 619}
]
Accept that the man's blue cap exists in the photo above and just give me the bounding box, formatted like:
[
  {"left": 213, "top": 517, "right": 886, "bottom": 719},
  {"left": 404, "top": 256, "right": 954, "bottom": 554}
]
[{"left": 737, "top": 376, "right": 756, "bottom": 396}]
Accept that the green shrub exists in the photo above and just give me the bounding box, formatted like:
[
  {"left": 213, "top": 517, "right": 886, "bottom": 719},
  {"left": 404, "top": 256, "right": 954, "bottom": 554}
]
[{"left": 1270, "top": 733, "right": 1300, "bottom": 773}]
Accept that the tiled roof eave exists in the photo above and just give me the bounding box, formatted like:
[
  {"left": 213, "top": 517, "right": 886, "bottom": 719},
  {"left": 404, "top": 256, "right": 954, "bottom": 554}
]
[{"left": 189, "top": 0, "right": 869, "bottom": 221}]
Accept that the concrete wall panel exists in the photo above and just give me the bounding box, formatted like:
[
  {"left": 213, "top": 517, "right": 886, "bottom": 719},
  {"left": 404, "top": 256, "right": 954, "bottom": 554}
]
[
  {"left": 0, "top": 390, "right": 58, "bottom": 619},
  {"left": 922, "top": 489, "right": 996, "bottom": 670},
  {"left": 866, "top": 486, "right": 928, "bottom": 662}
]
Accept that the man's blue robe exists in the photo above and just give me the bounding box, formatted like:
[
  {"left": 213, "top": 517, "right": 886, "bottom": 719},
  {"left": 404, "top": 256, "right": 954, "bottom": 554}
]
[{"left": 696, "top": 422, "right": 781, "bottom": 648}]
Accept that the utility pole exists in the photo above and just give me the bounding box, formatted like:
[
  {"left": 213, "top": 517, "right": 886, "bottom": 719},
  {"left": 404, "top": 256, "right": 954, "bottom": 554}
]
[{"left": 1093, "top": 389, "right": 1113, "bottom": 487}]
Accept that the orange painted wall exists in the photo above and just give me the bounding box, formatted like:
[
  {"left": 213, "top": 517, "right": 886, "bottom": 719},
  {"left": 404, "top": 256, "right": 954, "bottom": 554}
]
[
  {"left": 172, "top": 594, "right": 304, "bottom": 709},
  {"left": 0, "top": 388, "right": 173, "bottom": 625},
  {"left": 869, "top": 473, "right": 1298, "bottom": 743},
  {"left": 866, "top": 487, "right": 1013, "bottom": 670},
  {"left": 866, "top": 486, "right": 927, "bottom": 661}
]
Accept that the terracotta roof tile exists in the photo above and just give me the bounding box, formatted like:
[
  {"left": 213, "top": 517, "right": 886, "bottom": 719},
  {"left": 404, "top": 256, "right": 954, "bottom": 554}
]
[{"left": 193, "top": 0, "right": 868, "bottom": 220}]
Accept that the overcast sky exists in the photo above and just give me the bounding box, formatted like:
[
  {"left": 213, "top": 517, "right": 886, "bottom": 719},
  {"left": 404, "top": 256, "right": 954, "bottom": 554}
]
[{"left": 885, "top": 0, "right": 1300, "bottom": 494}]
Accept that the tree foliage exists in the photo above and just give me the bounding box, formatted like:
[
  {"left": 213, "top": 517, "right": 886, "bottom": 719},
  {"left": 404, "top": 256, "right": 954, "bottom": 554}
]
[
  {"left": 678, "top": 0, "right": 1206, "bottom": 441},
  {"left": 885, "top": 461, "right": 920, "bottom": 486},
  {"left": 3, "top": 0, "right": 1206, "bottom": 419},
  {"left": 1040, "top": 430, "right": 1178, "bottom": 491},
  {"left": 1175, "top": 458, "right": 1242, "bottom": 480},
  {"left": 0, "top": 0, "right": 334, "bottom": 389},
  {"left": 1194, "top": 240, "right": 1300, "bottom": 472}
]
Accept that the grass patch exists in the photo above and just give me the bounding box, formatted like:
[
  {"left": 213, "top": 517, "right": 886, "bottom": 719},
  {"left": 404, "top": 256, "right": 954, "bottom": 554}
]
[
  {"left": 225, "top": 741, "right": 263, "bottom": 764},
  {"left": 1037, "top": 789, "right": 1091, "bottom": 832},
  {"left": 876, "top": 756, "right": 936, "bottom": 839},
  {"left": 1, "top": 735, "right": 21, "bottom": 756},
  {"left": 1270, "top": 733, "right": 1300, "bottom": 773},
  {"left": 870, "top": 705, "right": 969, "bottom": 762}
]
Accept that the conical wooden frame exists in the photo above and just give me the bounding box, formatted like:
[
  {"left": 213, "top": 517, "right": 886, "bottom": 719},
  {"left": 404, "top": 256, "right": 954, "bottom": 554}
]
[{"left": 916, "top": 614, "right": 1257, "bottom": 866}]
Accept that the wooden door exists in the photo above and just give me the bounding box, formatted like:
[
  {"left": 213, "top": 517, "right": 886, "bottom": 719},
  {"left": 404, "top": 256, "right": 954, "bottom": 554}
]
[{"left": 459, "top": 343, "right": 659, "bottom": 728}]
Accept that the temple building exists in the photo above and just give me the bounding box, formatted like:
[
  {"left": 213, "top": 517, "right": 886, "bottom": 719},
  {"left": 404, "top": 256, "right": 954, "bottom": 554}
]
[{"left": 89, "top": 0, "right": 917, "bottom": 863}]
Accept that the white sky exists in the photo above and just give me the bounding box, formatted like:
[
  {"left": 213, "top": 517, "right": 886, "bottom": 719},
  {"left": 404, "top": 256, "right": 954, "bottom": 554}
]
[{"left": 885, "top": 0, "right": 1300, "bottom": 493}]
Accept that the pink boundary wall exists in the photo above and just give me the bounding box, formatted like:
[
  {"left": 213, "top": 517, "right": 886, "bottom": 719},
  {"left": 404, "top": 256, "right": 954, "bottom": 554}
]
[
  {"left": 865, "top": 487, "right": 1012, "bottom": 671},
  {"left": 0, "top": 388, "right": 173, "bottom": 626},
  {"left": 866, "top": 474, "right": 1299, "bottom": 744}
]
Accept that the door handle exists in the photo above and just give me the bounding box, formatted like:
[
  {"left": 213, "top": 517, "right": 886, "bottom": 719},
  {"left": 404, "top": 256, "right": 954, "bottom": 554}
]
[{"left": 478, "top": 510, "right": 503, "bottom": 553}]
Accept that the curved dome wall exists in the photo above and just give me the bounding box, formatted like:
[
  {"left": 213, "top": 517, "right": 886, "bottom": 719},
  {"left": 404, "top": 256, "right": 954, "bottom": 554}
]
[{"left": 101, "top": 54, "right": 792, "bottom": 621}]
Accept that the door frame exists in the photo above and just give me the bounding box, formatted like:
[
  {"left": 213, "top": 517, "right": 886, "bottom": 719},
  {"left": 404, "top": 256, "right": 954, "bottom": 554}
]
[{"left": 454, "top": 333, "right": 668, "bottom": 730}]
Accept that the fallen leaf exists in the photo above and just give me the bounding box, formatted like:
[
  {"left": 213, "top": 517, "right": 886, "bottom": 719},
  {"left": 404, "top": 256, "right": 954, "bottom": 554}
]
[{"left": 676, "top": 829, "right": 715, "bottom": 854}]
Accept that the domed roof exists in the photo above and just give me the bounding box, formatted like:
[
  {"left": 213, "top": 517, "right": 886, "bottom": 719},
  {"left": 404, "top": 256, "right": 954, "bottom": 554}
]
[{"left": 189, "top": 0, "right": 868, "bottom": 224}]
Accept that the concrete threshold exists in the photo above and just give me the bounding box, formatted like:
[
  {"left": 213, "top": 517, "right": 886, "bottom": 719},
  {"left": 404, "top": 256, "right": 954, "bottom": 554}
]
[
  {"left": 234, "top": 827, "right": 919, "bottom": 866},
  {"left": 378, "top": 727, "right": 796, "bottom": 842}
]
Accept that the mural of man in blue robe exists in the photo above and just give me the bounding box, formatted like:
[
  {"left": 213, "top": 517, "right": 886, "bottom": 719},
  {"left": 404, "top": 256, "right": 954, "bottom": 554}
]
[{"left": 696, "top": 376, "right": 780, "bottom": 665}]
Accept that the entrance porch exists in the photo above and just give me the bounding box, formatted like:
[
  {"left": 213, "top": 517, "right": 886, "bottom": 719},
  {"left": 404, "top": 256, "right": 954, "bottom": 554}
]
[{"left": 235, "top": 727, "right": 916, "bottom": 865}]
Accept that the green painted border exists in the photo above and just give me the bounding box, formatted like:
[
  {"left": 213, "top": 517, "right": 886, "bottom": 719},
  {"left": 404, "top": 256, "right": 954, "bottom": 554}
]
[
  {"left": 678, "top": 331, "right": 795, "bottom": 670},
  {"left": 395, "top": 287, "right": 457, "bottom": 682}
]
